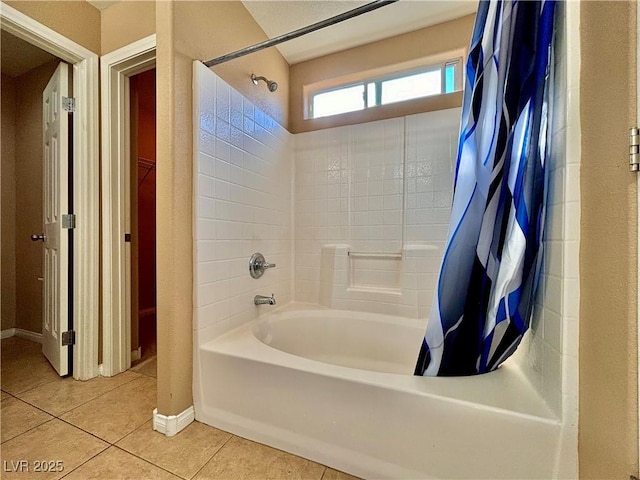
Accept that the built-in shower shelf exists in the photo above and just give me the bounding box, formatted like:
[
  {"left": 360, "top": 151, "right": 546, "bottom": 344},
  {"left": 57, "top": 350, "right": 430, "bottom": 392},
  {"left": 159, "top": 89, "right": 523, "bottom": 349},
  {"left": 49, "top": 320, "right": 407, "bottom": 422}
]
[
  {"left": 347, "top": 251, "right": 402, "bottom": 259},
  {"left": 346, "top": 286, "right": 402, "bottom": 296}
]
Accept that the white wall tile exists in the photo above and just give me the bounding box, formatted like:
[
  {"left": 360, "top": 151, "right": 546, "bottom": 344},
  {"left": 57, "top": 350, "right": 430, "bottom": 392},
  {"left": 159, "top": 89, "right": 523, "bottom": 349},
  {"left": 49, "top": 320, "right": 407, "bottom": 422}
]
[{"left": 194, "top": 64, "right": 292, "bottom": 341}]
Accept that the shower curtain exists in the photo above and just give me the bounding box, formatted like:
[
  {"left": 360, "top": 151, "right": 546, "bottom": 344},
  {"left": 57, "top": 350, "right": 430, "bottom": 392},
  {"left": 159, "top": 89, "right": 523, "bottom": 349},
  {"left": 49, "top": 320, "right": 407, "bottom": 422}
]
[{"left": 415, "top": 0, "right": 556, "bottom": 376}]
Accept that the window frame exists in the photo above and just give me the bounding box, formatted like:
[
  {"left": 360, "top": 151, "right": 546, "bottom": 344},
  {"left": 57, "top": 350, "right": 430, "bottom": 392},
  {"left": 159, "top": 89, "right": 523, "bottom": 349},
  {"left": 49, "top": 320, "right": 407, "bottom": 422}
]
[{"left": 308, "top": 57, "right": 463, "bottom": 120}]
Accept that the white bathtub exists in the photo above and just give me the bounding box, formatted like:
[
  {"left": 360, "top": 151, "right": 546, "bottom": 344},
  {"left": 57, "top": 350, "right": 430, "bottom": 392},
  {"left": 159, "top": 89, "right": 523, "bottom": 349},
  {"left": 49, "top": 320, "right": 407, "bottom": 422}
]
[
  {"left": 194, "top": 304, "right": 563, "bottom": 479},
  {"left": 253, "top": 309, "right": 424, "bottom": 374}
]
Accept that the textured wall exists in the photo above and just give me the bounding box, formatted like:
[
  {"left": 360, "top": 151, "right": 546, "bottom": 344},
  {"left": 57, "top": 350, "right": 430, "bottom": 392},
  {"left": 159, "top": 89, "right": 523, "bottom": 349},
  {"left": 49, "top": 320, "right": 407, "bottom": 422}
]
[
  {"left": 155, "top": 0, "right": 290, "bottom": 416},
  {"left": 4, "top": 1, "right": 100, "bottom": 54},
  {"left": 289, "top": 14, "right": 474, "bottom": 133},
  {"left": 1, "top": 74, "right": 17, "bottom": 331},
  {"left": 100, "top": 1, "right": 155, "bottom": 55},
  {"left": 579, "top": 1, "right": 639, "bottom": 477}
]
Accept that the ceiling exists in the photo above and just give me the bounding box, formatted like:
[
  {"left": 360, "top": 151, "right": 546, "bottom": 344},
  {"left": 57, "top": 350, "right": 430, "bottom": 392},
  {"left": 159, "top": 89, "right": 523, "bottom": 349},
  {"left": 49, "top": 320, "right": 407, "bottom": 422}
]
[
  {"left": 20, "top": 1, "right": 478, "bottom": 67},
  {"left": 1, "top": 30, "right": 58, "bottom": 78},
  {"left": 86, "top": 0, "right": 119, "bottom": 10},
  {"left": 241, "top": 1, "right": 478, "bottom": 64}
]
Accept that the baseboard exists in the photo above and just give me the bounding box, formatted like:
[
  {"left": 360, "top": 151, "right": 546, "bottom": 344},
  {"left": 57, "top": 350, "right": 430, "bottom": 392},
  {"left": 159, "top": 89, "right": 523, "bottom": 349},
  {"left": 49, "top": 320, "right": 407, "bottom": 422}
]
[
  {"left": 1, "top": 328, "right": 15, "bottom": 339},
  {"left": 153, "top": 405, "right": 195, "bottom": 437},
  {"left": 1, "top": 328, "right": 43, "bottom": 344},
  {"left": 131, "top": 347, "right": 142, "bottom": 362}
]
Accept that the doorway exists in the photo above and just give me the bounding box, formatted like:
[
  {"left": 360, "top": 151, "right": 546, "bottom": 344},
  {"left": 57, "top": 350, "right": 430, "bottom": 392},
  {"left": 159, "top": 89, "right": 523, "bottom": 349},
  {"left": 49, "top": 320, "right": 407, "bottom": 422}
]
[
  {"left": 129, "top": 69, "right": 157, "bottom": 371},
  {"left": 1, "top": 3, "right": 100, "bottom": 381},
  {"left": 1, "top": 30, "right": 74, "bottom": 377},
  {"left": 100, "top": 34, "right": 156, "bottom": 376}
]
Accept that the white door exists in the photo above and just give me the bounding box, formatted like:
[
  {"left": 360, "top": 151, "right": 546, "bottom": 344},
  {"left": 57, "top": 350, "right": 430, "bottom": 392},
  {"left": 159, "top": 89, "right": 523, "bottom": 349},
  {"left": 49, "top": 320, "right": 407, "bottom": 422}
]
[{"left": 40, "top": 62, "right": 71, "bottom": 376}]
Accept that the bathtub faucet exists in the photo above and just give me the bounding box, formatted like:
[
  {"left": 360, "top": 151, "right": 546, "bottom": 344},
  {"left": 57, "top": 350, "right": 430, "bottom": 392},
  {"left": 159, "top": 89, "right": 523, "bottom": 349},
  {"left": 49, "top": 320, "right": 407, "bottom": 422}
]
[{"left": 254, "top": 294, "right": 276, "bottom": 306}]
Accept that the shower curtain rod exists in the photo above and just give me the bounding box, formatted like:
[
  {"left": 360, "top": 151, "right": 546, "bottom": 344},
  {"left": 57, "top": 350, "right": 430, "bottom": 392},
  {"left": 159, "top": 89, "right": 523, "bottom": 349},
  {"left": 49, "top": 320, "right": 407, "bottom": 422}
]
[{"left": 202, "top": 0, "right": 399, "bottom": 67}]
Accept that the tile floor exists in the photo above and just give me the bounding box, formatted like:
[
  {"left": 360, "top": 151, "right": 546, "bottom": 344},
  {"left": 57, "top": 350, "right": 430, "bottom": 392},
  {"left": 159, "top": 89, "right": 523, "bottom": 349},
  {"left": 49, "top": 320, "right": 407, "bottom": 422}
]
[{"left": 1, "top": 337, "right": 359, "bottom": 480}]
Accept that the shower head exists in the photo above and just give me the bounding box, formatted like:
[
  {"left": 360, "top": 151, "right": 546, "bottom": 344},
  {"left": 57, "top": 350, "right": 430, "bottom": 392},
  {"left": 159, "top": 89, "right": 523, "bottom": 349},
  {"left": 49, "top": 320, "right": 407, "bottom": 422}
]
[{"left": 251, "top": 74, "right": 278, "bottom": 93}]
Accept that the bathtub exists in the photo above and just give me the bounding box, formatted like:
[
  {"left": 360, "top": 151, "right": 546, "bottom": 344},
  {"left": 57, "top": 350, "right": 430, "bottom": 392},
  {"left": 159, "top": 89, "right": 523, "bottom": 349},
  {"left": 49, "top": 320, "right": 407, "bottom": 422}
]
[{"left": 194, "top": 304, "right": 563, "bottom": 479}]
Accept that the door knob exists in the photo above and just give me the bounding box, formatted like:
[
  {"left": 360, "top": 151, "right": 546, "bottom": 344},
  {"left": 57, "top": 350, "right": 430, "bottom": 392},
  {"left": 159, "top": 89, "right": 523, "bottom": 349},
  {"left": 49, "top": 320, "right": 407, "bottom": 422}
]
[{"left": 31, "top": 234, "right": 46, "bottom": 242}]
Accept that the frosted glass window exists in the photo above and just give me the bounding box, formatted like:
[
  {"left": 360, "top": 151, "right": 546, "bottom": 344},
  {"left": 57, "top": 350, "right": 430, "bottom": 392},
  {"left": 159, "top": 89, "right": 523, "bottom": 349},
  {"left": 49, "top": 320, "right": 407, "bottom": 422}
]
[
  {"left": 445, "top": 64, "right": 456, "bottom": 93},
  {"left": 308, "top": 57, "right": 461, "bottom": 119},
  {"left": 312, "top": 84, "right": 365, "bottom": 118},
  {"left": 367, "top": 82, "right": 377, "bottom": 107},
  {"left": 380, "top": 70, "right": 442, "bottom": 105}
]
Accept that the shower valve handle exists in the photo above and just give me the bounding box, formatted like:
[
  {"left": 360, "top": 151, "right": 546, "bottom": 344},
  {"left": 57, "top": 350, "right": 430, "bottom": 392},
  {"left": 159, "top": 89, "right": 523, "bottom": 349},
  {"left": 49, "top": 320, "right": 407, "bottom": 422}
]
[{"left": 249, "top": 252, "right": 276, "bottom": 279}]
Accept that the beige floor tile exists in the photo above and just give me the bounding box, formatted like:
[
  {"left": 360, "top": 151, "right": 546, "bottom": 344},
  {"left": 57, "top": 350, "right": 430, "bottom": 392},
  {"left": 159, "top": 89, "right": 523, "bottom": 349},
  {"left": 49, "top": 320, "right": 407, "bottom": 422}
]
[
  {"left": 1, "top": 337, "right": 40, "bottom": 360},
  {"left": 60, "top": 375, "right": 156, "bottom": 444},
  {"left": 0, "top": 419, "right": 108, "bottom": 480},
  {"left": 194, "top": 436, "right": 325, "bottom": 480},
  {"left": 1, "top": 396, "right": 54, "bottom": 443},
  {"left": 131, "top": 356, "right": 156, "bottom": 378},
  {"left": 2, "top": 390, "right": 11, "bottom": 400},
  {"left": 17, "top": 371, "right": 141, "bottom": 416},
  {"left": 322, "top": 468, "right": 362, "bottom": 480},
  {"left": 62, "top": 446, "right": 180, "bottom": 480},
  {"left": 1, "top": 339, "right": 60, "bottom": 395},
  {"left": 117, "top": 420, "right": 231, "bottom": 479}
]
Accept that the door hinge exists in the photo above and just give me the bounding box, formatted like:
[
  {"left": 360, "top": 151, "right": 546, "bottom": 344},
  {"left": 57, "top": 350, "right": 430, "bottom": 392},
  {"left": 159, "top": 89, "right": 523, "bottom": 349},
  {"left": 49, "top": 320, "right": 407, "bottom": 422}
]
[
  {"left": 61, "top": 330, "right": 76, "bottom": 346},
  {"left": 61, "top": 214, "right": 76, "bottom": 229},
  {"left": 62, "top": 96, "right": 75, "bottom": 113},
  {"left": 630, "top": 127, "right": 639, "bottom": 171}
]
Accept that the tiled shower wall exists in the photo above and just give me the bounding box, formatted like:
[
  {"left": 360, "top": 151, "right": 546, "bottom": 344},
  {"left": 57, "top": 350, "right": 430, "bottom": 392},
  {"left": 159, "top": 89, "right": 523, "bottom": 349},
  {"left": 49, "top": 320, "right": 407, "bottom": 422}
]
[
  {"left": 513, "top": 1, "right": 580, "bottom": 442},
  {"left": 294, "top": 109, "right": 460, "bottom": 315},
  {"left": 193, "top": 63, "right": 293, "bottom": 345},
  {"left": 192, "top": 15, "right": 579, "bottom": 453}
]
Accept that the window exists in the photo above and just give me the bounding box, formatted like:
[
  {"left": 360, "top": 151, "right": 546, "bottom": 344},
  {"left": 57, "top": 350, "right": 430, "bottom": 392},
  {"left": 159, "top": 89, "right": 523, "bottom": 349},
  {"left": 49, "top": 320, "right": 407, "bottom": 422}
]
[{"left": 309, "top": 59, "right": 462, "bottom": 119}]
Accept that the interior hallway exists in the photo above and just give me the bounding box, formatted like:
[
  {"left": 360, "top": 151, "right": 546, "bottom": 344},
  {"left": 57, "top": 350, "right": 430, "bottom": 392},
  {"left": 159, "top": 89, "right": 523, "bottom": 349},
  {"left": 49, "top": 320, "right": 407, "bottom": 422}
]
[{"left": 0, "top": 337, "right": 357, "bottom": 480}]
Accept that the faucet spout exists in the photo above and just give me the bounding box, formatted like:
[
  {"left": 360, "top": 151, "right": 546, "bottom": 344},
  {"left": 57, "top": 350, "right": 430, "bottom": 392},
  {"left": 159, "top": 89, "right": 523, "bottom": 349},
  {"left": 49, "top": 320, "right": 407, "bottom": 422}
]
[{"left": 254, "top": 294, "right": 276, "bottom": 306}]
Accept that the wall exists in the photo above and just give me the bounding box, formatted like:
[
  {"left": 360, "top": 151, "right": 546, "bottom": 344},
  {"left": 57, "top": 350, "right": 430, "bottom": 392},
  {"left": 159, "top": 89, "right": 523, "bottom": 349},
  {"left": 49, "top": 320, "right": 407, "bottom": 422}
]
[
  {"left": 579, "top": 1, "right": 639, "bottom": 477},
  {"left": 135, "top": 71, "right": 157, "bottom": 318},
  {"left": 4, "top": 1, "right": 100, "bottom": 54},
  {"left": 289, "top": 14, "right": 475, "bottom": 133},
  {"left": 1, "top": 73, "right": 17, "bottom": 331},
  {"left": 193, "top": 63, "right": 293, "bottom": 344},
  {"left": 155, "top": 0, "right": 290, "bottom": 416},
  {"left": 100, "top": 0, "right": 155, "bottom": 55},
  {"left": 13, "top": 61, "right": 59, "bottom": 334},
  {"left": 294, "top": 109, "right": 459, "bottom": 317},
  {"left": 130, "top": 69, "right": 157, "bottom": 355}
]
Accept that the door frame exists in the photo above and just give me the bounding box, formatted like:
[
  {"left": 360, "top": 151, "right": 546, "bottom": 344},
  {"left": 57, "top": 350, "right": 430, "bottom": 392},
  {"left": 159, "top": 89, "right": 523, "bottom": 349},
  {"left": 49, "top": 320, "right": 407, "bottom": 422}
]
[
  {"left": 100, "top": 35, "right": 156, "bottom": 376},
  {"left": 637, "top": 0, "right": 640, "bottom": 467},
  {"left": 0, "top": 3, "right": 100, "bottom": 380}
]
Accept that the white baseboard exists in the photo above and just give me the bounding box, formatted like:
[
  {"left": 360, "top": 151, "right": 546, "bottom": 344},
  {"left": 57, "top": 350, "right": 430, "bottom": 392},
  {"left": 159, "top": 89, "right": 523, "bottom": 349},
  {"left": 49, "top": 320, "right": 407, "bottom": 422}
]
[
  {"left": 131, "top": 347, "right": 142, "bottom": 362},
  {"left": 153, "top": 406, "right": 195, "bottom": 437},
  {"left": 1, "top": 328, "right": 15, "bottom": 339},
  {"left": 1, "top": 328, "right": 43, "bottom": 344}
]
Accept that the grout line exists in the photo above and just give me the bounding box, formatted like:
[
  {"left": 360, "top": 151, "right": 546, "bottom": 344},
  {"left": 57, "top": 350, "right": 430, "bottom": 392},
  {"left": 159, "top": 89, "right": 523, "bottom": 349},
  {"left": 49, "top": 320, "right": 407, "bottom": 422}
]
[
  {"left": 16, "top": 373, "right": 142, "bottom": 418},
  {"left": 111, "top": 444, "right": 186, "bottom": 479},
  {"left": 0, "top": 417, "right": 56, "bottom": 445},
  {"left": 58, "top": 443, "right": 111, "bottom": 479},
  {"left": 320, "top": 466, "right": 328, "bottom": 480},
  {"left": 9, "top": 378, "right": 60, "bottom": 397},
  {"left": 189, "top": 433, "right": 235, "bottom": 479},
  {"left": 57, "top": 416, "right": 118, "bottom": 445}
]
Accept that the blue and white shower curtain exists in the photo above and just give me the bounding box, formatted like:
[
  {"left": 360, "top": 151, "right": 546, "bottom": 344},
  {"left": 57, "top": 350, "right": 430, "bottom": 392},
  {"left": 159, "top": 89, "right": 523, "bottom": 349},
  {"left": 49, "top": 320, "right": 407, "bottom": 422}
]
[{"left": 415, "top": 0, "right": 556, "bottom": 376}]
